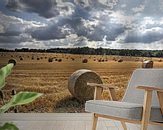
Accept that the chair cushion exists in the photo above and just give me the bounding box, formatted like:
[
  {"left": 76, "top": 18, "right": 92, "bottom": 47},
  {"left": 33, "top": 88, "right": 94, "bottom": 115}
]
[{"left": 85, "top": 100, "right": 163, "bottom": 122}]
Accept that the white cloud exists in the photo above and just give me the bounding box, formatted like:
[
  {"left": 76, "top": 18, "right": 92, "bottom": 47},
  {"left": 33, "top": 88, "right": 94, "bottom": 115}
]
[
  {"left": 121, "top": 4, "right": 126, "bottom": 8},
  {"left": 118, "top": 42, "right": 163, "bottom": 50},
  {"left": 0, "top": 25, "right": 4, "bottom": 33},
  {"left": 132, "top": 5, "right": 145, "bottom": 13},
  {"left": 109, "top": 11, "right": 133, "bottom": 26},
  {"left": 20, "top": 41, "right": 47, "bottom": 49}
]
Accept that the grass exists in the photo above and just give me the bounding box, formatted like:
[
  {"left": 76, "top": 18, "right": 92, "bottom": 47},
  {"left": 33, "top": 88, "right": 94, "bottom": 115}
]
[{"left": 0, "top": 52, "right": 163, "bottom": 113}]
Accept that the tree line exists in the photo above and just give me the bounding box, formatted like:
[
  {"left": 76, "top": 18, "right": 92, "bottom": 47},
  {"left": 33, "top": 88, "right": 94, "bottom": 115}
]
[{"left": 0, "top": 47, "right": 162, "bottom": 57}]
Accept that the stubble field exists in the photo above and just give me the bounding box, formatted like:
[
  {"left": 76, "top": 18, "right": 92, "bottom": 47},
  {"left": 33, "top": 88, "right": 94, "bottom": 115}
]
[{"left": 0, "top": 52, "right": 163, "bottom": 113}]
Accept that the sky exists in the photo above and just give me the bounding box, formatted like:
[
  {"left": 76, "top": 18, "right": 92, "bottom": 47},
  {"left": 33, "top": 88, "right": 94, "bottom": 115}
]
[{"left": 0, "top": 0, "right": 163, "bottom": 50}]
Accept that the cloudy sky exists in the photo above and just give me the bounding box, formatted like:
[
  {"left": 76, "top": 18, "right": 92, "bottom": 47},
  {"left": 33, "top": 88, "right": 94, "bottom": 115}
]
[{"left": 0, "top": 0, "right": 163, "bottom": 50}]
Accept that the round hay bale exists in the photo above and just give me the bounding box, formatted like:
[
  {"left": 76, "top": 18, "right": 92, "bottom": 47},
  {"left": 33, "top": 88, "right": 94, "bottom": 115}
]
[
  {"left": 71, "top": 58, "right": 75, "bottom": 61},
  {"left": 98, "top": 59, "right": 102, "bottom": 62},
  {"left": 68, "top": 69, "right": 103, "bottom": 101},
  {"left": 118, "top": 59, "right": 123, "bottom": 62},
  {"left": 48, "top": 58, "right": 53, "bottom": 62},
  {"left": 8, "top": 59, "right": 17, "bottom": 66},
  {"left": 31, "top": 56, "right": 34, "bottom": 60},
  {"left": 20, "top": 57, "right": 23, "bottom": 61},
  {"left": 82, "top": 59, "right": 88, "bottom": 63},
  {"left": 142, "top": 60, "right": 153, "bottom": 68},
  {"left": 58, "top": 59, "right": 62, "bottom": 62},
  {"left": 158, "top": 59, "right": 162, "bottom": 62}
]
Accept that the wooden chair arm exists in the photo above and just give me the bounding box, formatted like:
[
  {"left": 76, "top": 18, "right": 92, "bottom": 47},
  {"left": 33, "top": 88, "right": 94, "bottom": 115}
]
[
  {"left": 87, "top": 83, "right": 116, "bottom": 89},
  {"left": 137, "top": 86, "right": 163, "bottom": 92},
  {"left": 137, "top": 86, "right": 163, "bottom": 118},
  {"left": 87, "top": 83, "right": 117, "bottom": 101}
]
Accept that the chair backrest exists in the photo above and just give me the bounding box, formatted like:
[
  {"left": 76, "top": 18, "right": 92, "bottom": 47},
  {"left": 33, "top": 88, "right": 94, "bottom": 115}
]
[{"left": 122, "top": 69, "right": 163, "bottom": 107}]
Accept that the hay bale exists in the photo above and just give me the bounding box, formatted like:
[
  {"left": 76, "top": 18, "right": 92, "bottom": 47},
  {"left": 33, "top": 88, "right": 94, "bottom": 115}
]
[
  {"left": 158, "top": 59, "right": 162, "bottom": 62},
  {"left": 71, "top": 58, "right": 75, "bottom": 61},
  {"left": 98, "top": 59, "right": 102, "bottom": 62},
  {"left": 68, "top": 69, "right": 102, "bottom": 101},
  {"left": 142, "top": 60, "right": 153, "bottom": 68},
  {"left": 58, "top": 59, "right": 62, "bottom": 62},
  {"left": 31, "top": 56, "right": 34, "bottom": 60},
  {"left": 118, "top": 59, "right": 123, "bottom": 62},
  {"left": 82, "top": 59, "right": 88, "bottom": 63},
  {"left": 48, "top": 58, "right": 53, "bottom": 62},
  {"left": 20, "top": 57, "right": 23, "bottom": 61},
  {"left": 8, "top": 59, "right": 17, "bottom": 66}
]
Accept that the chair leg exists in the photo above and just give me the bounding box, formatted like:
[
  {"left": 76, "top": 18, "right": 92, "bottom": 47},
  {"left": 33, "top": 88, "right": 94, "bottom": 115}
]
[
  {"left": 141, "top": 123, "right": 148, "bottom": 130},
  {"left": 92, "top": 113, "right": 98, "bottom": 130},
  {"left": 141, "top": 90, "right": 152, "bottom": 130},
  {"left": 121, "top": 121, "right": 127, "bottom": 130}
]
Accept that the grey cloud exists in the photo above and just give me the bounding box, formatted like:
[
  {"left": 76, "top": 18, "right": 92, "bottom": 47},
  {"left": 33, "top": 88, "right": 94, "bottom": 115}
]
[
  {"left": 0, "top": 12, "right": 44, "bottom": 46},
  {"left": 114, "top": 0, "right": 145, "bottom": 14},
  {"left": 31, "top": 16, "right": 125, "bottom": 42},
  {"left": 4, "top": 0, "right": 125, "bottom": 42},
  {"left": 0, "top": 23, "right": 25, "bottom": 36},
  {"left": 6, "top": 0, "right": 75, "bottom": 18},
  {"left": 0, "top": 43, "right": 21, "bottom": 48},
  {"left": 87, "top": 22, "right": 125, "bottom": 41},
  {"left": 6, "top": 0, "right": 117, "bottom": 19},
  {"left": 0, "top": 32, "right": 20, "bottom": 36},
  {"left": 0, "top": 34, "right": 30, "bottom": 44},
  {"left": 1, "top": 0, "right": 163, "bottom": 50},
  {"left": 31, "top": 4, "right": 91, "bottom": 40},
  {"left": 20, "top": 0, "right": 60, "bottom": 18},
  {"left": 143, "top": 0, "right": 163, "bottom": 16},
  {"left": 124, "top": 30, "right": 163, "bottom": 43},
  {"left": 31, "top": 25, "right": 71, "bottom": 40}
]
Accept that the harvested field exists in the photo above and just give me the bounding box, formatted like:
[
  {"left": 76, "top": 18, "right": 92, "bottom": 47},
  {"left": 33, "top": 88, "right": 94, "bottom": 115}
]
[{"left": 0, "top": 52, "right": 163, "bottom": 113}]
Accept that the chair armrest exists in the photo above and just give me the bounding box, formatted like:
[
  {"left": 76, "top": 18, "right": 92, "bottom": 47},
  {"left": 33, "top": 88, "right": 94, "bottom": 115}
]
[
  {"left": 137, "top": 86, "right": 163, "bottom": 125},
  {"left": 87, "top": 83, "right": 116, "bottom": 89},
  {"left": 137, "top": 86, "right": 163, "bottom": 109},
  {"left": 87, "top": 83, "right": 117, "bottom": 101},
  {"left": 137, "top": 86, "right": 163, "bottom": 92}
]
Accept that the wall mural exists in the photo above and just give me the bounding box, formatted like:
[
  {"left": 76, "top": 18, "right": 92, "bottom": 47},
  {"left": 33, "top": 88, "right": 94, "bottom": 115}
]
[{"left": 0, "top": 1, "right": 163, "bottom": 130}]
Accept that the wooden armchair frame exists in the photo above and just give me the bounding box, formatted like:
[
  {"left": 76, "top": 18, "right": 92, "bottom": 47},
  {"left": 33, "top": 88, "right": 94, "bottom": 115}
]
[{"left": 87, "top": 83, "right": 163, "bottom": 130}]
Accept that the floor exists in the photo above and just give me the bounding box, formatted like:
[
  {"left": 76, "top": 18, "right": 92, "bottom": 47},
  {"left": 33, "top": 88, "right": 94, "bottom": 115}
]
[{"left": 0, "top": 113, "right": 139, "bottom": 130}]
